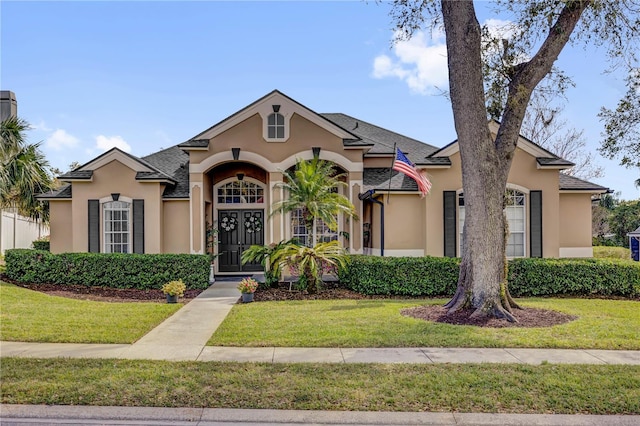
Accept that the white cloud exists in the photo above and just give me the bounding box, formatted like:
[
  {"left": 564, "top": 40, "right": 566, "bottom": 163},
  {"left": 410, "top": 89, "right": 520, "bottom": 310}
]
[
  {"left": 32, "top": 120, "right": 52, "bottom": 132},
  {"left": 372, "top": 30, "right": 448, "bottom": 95},
  {"left": 46, "top": 129, "right": 79, "bottom": 150},
  {"left": 95, "top": 135, "right": 132, "bottom": 153}
]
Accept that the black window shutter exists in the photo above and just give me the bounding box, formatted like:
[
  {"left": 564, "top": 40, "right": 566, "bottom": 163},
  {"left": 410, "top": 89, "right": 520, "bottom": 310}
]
[
  {"left": 88, "top": 200, "right": 100, "bottom": 252},
  {"left": 443, "top": 191, "right": 457, "bottom": 257},
  {"left": 530, "top": 190, "right": 543, "bottom": 258},
  {"left": 133, "top": 199, "right": 144, "bottom": 254}
]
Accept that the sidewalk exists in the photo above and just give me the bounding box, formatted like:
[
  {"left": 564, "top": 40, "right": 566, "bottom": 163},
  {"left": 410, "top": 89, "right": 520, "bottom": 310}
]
[
  {"left": 2, "top": 404, "right": 639, "bottom": 425},
  {"left": 1, "top": 279, "right": 640, "bottom": 364}
]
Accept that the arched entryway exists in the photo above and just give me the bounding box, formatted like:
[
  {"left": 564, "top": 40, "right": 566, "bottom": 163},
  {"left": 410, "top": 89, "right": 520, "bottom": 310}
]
[
  {"left": 210, "top": 162, "right": 267, "bottom": 273},
  {"left": 216, "top": 180, "right": 265, "bottom": 272}
]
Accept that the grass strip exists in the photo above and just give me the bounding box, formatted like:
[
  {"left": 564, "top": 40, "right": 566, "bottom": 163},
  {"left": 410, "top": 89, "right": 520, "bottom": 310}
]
[
  {"left": 209, "top": 298, "right": 640, "bottom": 349},
  {"left": 0, "top": 282, "right": 182, "bottom": 344},
  {"left": 1, "top": 358, "right": 639, "bottom": 414}
]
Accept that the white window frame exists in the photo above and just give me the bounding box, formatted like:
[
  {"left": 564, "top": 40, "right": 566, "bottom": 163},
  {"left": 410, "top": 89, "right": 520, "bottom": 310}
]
[
  {"left": 100, "top": 196, "right": 133, "bottom": 254},
  {"left": 215, "top": 178, "right": 266, "bottom": 206},
  {"left": 457, "top": 185, "right": 528, "bottom": 258}
]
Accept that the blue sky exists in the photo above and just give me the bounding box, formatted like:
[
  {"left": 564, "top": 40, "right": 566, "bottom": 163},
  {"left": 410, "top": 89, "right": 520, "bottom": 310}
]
[{"left": 2, "top": 1, "right": 637, "bottom": 200}]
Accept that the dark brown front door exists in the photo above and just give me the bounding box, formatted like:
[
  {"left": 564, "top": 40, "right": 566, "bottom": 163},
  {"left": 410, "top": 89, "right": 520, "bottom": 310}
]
[{"left": 218, "top": 209, "right": 264, "bottom": 272}]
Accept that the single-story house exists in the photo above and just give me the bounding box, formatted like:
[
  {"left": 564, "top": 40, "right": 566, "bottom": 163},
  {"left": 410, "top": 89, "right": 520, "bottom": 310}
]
[{"left": 38, "top": 90, "right": 609, "bottom": 274}]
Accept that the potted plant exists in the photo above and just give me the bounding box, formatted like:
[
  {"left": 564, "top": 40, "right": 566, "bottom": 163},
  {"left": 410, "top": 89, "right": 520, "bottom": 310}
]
[
  {"left": 162, "top": 279, "right": 186, "bottom": 303},
  {"left": 237, "top": 277, "right": 258, "bottom": 303}
]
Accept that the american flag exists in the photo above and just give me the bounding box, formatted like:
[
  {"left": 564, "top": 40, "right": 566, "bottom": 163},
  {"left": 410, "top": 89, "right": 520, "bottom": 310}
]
[{"left": 392, "top": 147, "right": 432, "bottom": 197}]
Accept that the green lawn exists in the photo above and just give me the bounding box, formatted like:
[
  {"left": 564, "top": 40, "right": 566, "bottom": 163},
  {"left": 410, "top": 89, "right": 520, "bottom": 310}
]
[
  {"left": 209, "top": 298, "right": 640, "bottom": 349},
  {"left": 0, "top": 281, "right": 182, "bottom": 343},
  {"left": 593, "top": 246, "right": 632, "bottom": 260},
  {"left": 2, "top": 358, "right": 638, "bottom": 414}
]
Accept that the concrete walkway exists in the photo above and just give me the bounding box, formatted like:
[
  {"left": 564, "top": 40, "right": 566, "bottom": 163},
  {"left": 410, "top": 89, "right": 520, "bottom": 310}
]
[
  {"left": 1, "top": 278, "right": 639, "bottom": 364},
  {"left": 2, "top": 404, "right": 639, "bottom": 425}
]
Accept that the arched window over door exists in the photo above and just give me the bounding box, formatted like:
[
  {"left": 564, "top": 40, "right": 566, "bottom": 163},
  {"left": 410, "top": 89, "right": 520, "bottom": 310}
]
[{"left": 217, "top": 180, "right": 265, "bottom": 204}]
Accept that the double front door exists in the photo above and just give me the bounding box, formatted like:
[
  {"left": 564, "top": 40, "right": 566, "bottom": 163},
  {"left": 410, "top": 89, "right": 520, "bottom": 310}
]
[{"left": 217, "top": 209, "right": 264, "bottom": 272}]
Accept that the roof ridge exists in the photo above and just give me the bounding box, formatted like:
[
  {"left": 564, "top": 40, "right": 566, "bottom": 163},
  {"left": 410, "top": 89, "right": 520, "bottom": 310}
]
[{"left": 321, "top": 112, "right": 438, "bottom": 151}]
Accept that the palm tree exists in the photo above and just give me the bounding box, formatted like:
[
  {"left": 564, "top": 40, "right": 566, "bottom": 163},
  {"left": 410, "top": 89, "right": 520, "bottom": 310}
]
[
  {"left": 276, "top": 240, "right": 347, "bottom": 293},
  {"left": 0, "top": 116, "right": 53, "bottom": 221},
  {"left": 271, "top": 158, "right": 357, "bottom": 246}
]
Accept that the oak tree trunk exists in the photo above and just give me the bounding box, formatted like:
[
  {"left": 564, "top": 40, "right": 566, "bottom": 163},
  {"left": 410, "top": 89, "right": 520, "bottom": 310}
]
[{"left": 440, "top": 0, "right": 589, "bottom": 321}]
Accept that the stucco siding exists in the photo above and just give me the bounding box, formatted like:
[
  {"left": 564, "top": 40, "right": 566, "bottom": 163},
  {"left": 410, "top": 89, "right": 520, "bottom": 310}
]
[
  {"left": 48, "top": 202, "right": 72, "bottom": 253},
  {"left": 371, "top": 194, "right": 425, "bottom": 251},
  {"left": 162, "top": 200, "right": 190, "bottom": 253},
  {"left": 559, "top": 193, "right": 593, "bottom": 254}
]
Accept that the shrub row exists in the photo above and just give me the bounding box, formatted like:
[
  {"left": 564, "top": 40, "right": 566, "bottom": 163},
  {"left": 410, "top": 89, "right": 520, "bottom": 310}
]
[
  {"left": 338, "top": 255, "right": 640, "bottom": 298},
  {"left": 338, "top": 256, "right": 460, "bottom": 297},
  {"left": 4, "top": 249, "right": 210, "bottom": 290},
  {"left": 508, "top": 258, "right": 639, "bottom": 298}
]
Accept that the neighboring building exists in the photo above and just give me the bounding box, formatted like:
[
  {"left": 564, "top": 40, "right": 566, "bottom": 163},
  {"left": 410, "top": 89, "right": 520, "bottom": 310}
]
[
  {"left": 38, "top": 90, "right": 608, "bottom": 274},
  {"left": 1, "top": 90, "right": 50, "bottom": 254}
]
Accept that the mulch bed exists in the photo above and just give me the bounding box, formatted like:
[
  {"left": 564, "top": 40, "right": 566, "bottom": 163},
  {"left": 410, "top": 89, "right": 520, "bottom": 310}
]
[
  {"left": 401, "top": 305, "right": 577, "bottom": 328},
  {"left": 3, "top": 276, "right": 577, "bottom": 327},
  {"left": 3, "top": 279, "right": 203, "bottom": 303}
]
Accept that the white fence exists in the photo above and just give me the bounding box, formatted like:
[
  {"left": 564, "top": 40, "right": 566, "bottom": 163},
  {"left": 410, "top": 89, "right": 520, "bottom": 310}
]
[{"left": 0, "top": 209, "right": 49, "bottom": 255}]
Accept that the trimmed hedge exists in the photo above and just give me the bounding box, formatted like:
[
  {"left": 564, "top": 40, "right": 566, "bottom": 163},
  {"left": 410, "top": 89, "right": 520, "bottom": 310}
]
[
  {"left": 4, "top": 249, "right": 210, "bottom": 290},
  {"left": 338, "top": 255, "right": 640, "bottom": 298},
  {"left": 338, "top": 255, "right": 460, "bottom": 297},
  {"left": 32, "top": 241, "right": 50, "bottom": 251},
  {"left": 508, "top": 258, "right": 640, "bottom": 298}
]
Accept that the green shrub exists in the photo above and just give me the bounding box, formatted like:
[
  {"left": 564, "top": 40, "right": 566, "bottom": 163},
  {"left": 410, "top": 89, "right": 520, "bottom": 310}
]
[
  {"left": 507, "top": 258, "right": 640, "bottom": 298},
  {"left": 339, "top": 255, "right": 640, "bottom": 298},
  {"left": 32, "top": 236, "right": 50, "bottom": 251},
  {"left": 338, "top": 255, "right": 460, "bottom": 296},
  {"left": 4, "top": 249, "right": 210, "bottom": 290}
]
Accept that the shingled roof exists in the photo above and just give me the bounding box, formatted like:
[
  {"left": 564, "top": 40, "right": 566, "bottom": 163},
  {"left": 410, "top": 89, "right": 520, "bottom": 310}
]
[
  {"left": 559, "top": 174, "right": 609, "bottom": 192},
  {"left": 321, "top": 113, "right": 439, "bottom": 158},
  {"left": 141, "top": 145, "right": 190, "bottom": 198}
]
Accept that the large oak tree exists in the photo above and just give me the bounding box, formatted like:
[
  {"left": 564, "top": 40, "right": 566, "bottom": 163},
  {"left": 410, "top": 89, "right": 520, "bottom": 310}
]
[{"left": 391, "top": 0, "right": 639, "bottom": 321}]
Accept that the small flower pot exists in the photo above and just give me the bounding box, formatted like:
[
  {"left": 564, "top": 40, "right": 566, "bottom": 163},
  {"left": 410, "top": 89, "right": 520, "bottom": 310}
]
[
  {"left": 166, "top": 294, "right": 178, "bottom": 304},
  {"left": 241, "top": 293, "right": 254, "bottom": 303}
]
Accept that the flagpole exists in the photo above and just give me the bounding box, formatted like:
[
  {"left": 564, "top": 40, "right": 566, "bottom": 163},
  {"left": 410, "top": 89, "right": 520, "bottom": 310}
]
[{"left": 387, "top": 143, "right": 396, "bottom": 204}]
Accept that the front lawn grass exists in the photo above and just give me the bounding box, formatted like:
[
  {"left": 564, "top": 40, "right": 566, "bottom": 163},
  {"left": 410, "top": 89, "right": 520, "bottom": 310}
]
[
  {"left": 209, "top": 298, "right": 640, "bottom": 349},
  {"left": 0, "top": 281, "right": 182, "bottom": 343},
  {"left": 593, "top": 246, "right": 632, "bottom": 260},
  {"left": 1, "top": 358, "right": 638, "bottom": 414}
]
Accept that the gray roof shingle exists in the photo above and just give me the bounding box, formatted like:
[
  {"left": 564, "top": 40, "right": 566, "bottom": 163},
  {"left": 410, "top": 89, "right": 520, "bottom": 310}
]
[
  {"left": 37, "top": 184, "right": 72, "bottom": 199},
  {"left": 363, "top": 168, "right": 419, "bottom": 192},
  {"left": 537, "top": 157, "right": 575, "bottom": 167},
  {"left": 559, "top": 174, "right": 609, "bottom": 192},
  {"left": 58, "top": 170, "right": 93, "bottom": 180},
  {"left": 321, "top": 113, "right": 439, "bottom": 159},
  {"left": 142, "top": 145, "right": 190, "bottom": 198}
]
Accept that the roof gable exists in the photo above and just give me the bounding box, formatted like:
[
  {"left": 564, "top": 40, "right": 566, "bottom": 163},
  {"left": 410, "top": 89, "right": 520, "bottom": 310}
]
[
  {"left": 430, "top": 121, "right": 574, "bottom": 170},
  {"left": 62, "top": 147, "right": 176, "bottom": 185},
  {"left": 186, "top": 90, "right": 361, "bottom": 144}
]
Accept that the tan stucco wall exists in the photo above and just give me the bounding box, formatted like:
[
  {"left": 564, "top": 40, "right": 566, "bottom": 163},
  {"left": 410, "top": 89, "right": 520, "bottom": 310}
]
[
  {"left": 369, "top": 194, "right": 425, "bottom": 254},
  {"left": 162, "top": 200, "right": 190, "bottom": 253},
  {"left": 70, "top": 159, "right": 165, "bottom": 253},
  {"left": 190, "top": 113, "right": 363, "bottom": 167},
  {"left": 423, "top": 148, "right": 561, "bottom": 258},
  {"left": 49, "top": 201, "right": 73, "bottom": 253},
  {"left": 559, "top": 193, "right": 593, "bottom": 248}
]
